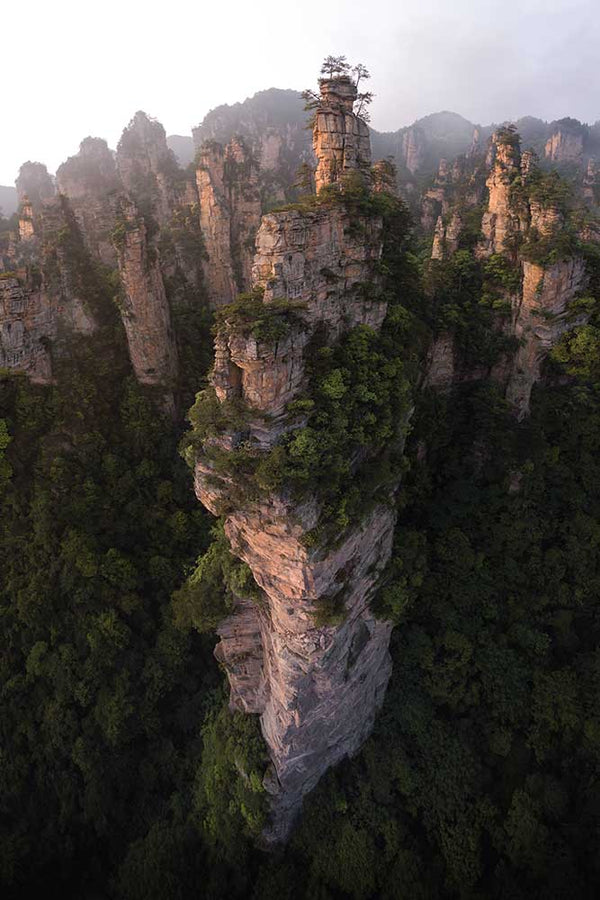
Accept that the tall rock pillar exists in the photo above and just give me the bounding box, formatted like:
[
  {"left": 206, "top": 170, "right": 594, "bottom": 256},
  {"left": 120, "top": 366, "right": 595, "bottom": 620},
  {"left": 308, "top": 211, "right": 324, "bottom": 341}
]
[
  {"left": 313, "top": 75, "right": 371, "bottom": 193},
  {"left": 191, "top": 74, "right": 401, "bottom": 843}
]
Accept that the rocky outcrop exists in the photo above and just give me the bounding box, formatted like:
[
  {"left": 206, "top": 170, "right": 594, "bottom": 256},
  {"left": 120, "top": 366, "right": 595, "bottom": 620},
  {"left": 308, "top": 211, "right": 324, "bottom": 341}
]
[
  {"left": 116, "top": 111, "right": 182, "bottom": 226},
  {"left": 18, "top": 199, "right": 35, "bottom": 242},
  {"left": 0, "top": 195, "right": 107, "bottom": 381},
  {"left": 425, "top": 331, "right": 455, "bottom": 389},
  {"left": 192, "top": 88, "right": 312, "bottom": 203},
  {"left": 196, "top": 138, "right": 262, "bottom": 306},
  {"left": 401, "top": 126, "right": 425, "bottom": 175},
  {"left": 193, "top": 76, "right": 398, "bottom": 843},
  {"left": 584, "top": 159, "right": 598, "bottom": 205},
  {"left": 421, "top": 158, "right": 451, "bottom": 231},
  {"left": 115, "top": 199, "right": 178, "bottom": 389},
  {"left": 425, "top": 128, "right": 588, "bottom": 415},
  {"left": 313, "top": 76, "right": 371, "bottom": 193},
  {"left": 15, "top": 162, "right": 54, "bottom": 209},
  {"left": 430, "top": 212, "right": 462, "bottom": 259},
  {"left": 57, "top": 138, "right": 120, "bottom": 266},
  {"left": 506, "top": 258, "right": 585, "bottom": 416},
  {"left": 0, "top": 276, "right": 52, "bottom": 382},
  {"left": 545, "top": 125, "right": 584, "bottom": 164},
  {"left": 478, "top": 131, "right": 525, "bottom": 258}
]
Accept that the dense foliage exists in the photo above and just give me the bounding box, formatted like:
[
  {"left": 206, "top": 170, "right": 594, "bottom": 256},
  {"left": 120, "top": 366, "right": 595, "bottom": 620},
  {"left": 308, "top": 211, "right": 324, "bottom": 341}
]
[{"left": 2, "top": 147, "right": 600, "bottom": 900}]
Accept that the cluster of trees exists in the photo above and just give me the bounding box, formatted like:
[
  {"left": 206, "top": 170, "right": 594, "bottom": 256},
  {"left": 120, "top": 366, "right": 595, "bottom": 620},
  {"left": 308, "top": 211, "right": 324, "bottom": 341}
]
[
  {"left": 2, "top": 112, "right": 600, "bottom": 900},
  {"left": 302, "top": 55, "right": 374, "bottom": 122}
]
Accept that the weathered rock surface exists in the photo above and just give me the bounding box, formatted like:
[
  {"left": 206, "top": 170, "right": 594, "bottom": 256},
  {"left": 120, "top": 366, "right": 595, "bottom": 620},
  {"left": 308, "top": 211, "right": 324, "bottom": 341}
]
[
  {"left": 15, "top": 162, "right": 55, "bottom": 209},
  {"left": 401, "top": 126, "right": 425, "bottom": 175},
  {"left": 506, "top": 257, "right": 585, "bottom": 416},
  {"left": 116, "top": 111, "right": 181, "bottom": 226},
  {"left": 425, "top": 331, "right": 455, "bottom": 388},
  {"left": 193, "top": 77, "right": 397, "bottom": 842},
  {"left": 313, "top": 76, "right": 371, "bottom": 193},
  {"left": 0, "top": 195, "right": 106, "bottom": 380},
  {"left": 545, "top": 126, "right": 584, "bottom": 163},
  {"left": 115, "top": 199, "right": 178, "bottom": 388},
  {"left": 196, "top": 137, "right": 262, "bottom": 306},
  {"left": 192, "top": 88, "right": 312, "bottom": 202},
  {"left": 478, "top": 132, "right": 525, "bottom": 257},
  {"left": 57, "top": 138, "right": 120, "bottom": 266},
  {"left": 0, "top": 276, "right": 52, "bottom": 381}
]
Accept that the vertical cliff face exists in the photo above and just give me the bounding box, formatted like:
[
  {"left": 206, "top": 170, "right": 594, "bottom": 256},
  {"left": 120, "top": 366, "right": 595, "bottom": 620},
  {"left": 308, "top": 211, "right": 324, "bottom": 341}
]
[
  {"left": 401, "top": 126, "right": 426, "bottom": 175},
  {"left": 313, "top": 76, "right": 371, "bottom": 193},
  {"left": 506, "top": 258, "right": 585, "bottom": 416},
  {"left": 15, "top": 162, "right": 55, "bottom": 209},
  {"left": 192, "top": 88, "right": 312, "bottom": 202},
  {"left": 0, "top": 193, "right": 111, "bottom": 381},
  {"left": 423, "top": 128, "right": 587, "bottom": 416},
  {"left": 196, "top": 137, "right": 262, "bottom": 306},
  {"left": 544, "top": 125, "right": 584, "bottom": 163},
  {"left": 114, "top": 199, "right": 178, "bottom": 389},
  {"left": 583, "top": 159, "right": 598, "bottom": 206},
  {"left": 0, "top": 276, "right": 53, "bottom": 382},
  {"left": 18, "top": 199, "right": 35, "bottom": 242},
  {"left": 478, "top": 131, "right": 526, "bottom": 258},
  {"left": 116, "top": 111, "right": 180, "bottom": 226},
  {"left": 421, "top": 158, "right": 450, "bottom": 230},
  {"left": 57, "top": 138, "right": 120, "bottom": 266},
  {"left": 192, "top": 75, "right": 400, "bottom": 843}
]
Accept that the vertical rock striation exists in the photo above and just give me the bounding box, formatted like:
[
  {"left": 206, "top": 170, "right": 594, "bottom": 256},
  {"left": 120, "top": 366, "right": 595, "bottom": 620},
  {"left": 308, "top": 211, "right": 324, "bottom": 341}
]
[
  {"left": 0, "top": 276, "right": 53, "bottom": 382},
  {"left": 506, "top": 258, "right": 585, "bottom": 416},
  {"left": 424, "top": 128, "right": 588, "bottom": 416},
  {"left": 313, "top": 75, "right": 371, "bottom": 193},
  {"left": 196, "top": 137, "right": 262, "bottom": 306},
  {"left": 115, "top": 199, "right": 178, "bottom": 389},
  {"left": 192, "top": 75, "right": 399, "bottom": 843},
  {"left": 545, "top": 124, "right": 584, "bottom": 164},
  {"left": 56, "top": 137, "right": 120, "bottom": 266},
  {"left": 478, "top": 130, "right": 526, "bottom": 258}
]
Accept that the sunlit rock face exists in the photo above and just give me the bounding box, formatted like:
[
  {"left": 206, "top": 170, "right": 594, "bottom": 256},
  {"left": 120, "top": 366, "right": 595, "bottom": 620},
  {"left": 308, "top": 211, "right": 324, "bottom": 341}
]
[
  {"left": 193, "top": 77, "right": 399, "bottom": 843},
  {"left": 478, "top": 132, "right": 526, "bottom": 258},
  {"left": 506, "top": 258, "right": 585, "bottom": 417},
  {"left": 420, "top": 128, "right": 589, "bottom": 417},
  {"left": 312, "top": 75, "right": 371, "bottom": 193},
  {"left": 544, "top": 127, "right": 584, "bottom": 164}
]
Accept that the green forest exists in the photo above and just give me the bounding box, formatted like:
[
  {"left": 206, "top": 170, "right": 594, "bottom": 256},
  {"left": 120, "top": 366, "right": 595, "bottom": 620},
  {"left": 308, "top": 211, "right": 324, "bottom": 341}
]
[{"left": 2, "top": 166, "right": 600, "bottom": 900}]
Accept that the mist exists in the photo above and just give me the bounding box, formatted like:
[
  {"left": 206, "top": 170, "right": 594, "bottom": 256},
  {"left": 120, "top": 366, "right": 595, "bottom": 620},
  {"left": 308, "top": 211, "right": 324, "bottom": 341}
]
[{"left": 1, "top": 0, "right": 598, "bottom": 183}]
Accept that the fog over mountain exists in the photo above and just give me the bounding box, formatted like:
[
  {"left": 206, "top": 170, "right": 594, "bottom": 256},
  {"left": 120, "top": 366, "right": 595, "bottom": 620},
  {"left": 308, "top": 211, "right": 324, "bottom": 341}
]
[{"left": 1, "top": 0, "right": 597, "bottom": 183}]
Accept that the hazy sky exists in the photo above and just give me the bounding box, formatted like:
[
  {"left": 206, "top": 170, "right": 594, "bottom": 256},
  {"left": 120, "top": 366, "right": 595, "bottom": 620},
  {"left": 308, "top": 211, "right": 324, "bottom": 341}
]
[{"left": 1, "top": 0, "right": 598, "bottom": 184}]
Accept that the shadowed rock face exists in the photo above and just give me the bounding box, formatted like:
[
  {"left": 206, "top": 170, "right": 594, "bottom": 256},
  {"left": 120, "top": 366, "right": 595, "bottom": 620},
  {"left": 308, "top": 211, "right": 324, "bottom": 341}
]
[
  {"left": 15, "top": 162, "right": 55, "bottom": 209},
  {"left": 193, "top": 77, "right": 399, "bottom": 843},
  {"left": 0, "top": 195, "right": 105, "bottom": 381},
  {"left": 57, "top": 138, "right": 120, "bottom": 267},
  {"left": 196, "top": 137, "right": 262, "bottom": 306},
  {"left": 0, "top": 276, "right": 52, "bottom": 382}
]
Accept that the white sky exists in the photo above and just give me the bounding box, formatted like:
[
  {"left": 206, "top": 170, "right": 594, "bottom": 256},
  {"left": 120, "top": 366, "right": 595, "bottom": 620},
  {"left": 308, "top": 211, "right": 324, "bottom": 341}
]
[{"left": 1, "top": 0, "right": 598, "bottom": 183}]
